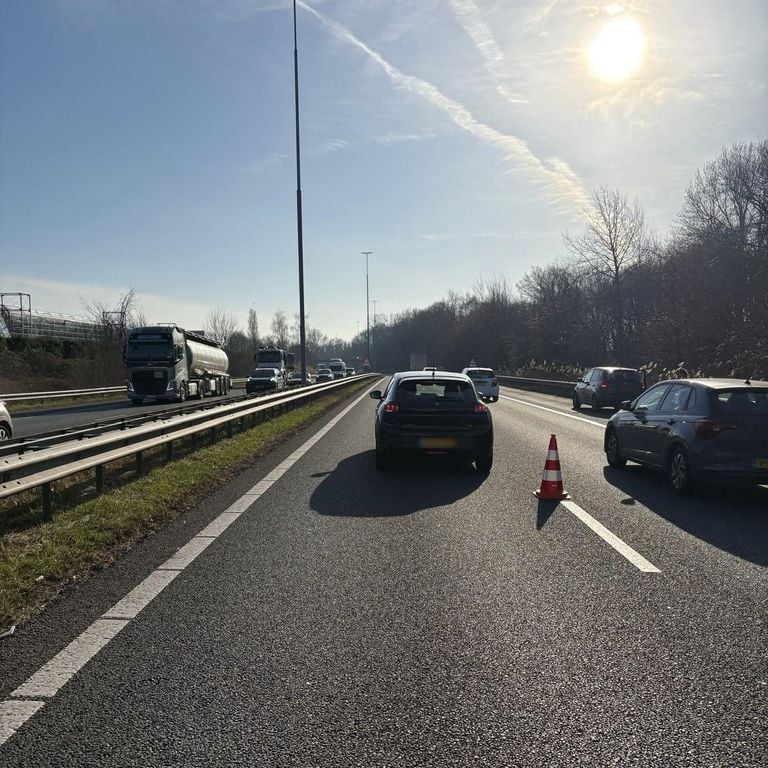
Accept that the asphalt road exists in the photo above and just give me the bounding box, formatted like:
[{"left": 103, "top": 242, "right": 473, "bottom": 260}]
[{"left": 1, "top": 382, "right": 765, "bottom": 766}]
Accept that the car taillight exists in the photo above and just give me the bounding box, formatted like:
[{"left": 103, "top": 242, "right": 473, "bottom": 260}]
[
  {"left": 384, "top": 402, "right": 399, "bottom": 413},
  {"left": 474, "top": 403, "right": 488, "bottom": 413},
  {"left": 491, "top": 378, "right": 497, "bottom": 386},
  {"left": 599, "top": 383, "right": 609, "bottom": 389},
  {"left": 694, "top": 420, "right": 737, "bottom": 438}
]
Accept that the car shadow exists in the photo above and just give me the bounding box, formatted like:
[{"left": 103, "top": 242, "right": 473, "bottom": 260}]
[
  {"left": 602, "top": 466, "right": 768, "bottom": 566},
  {"left": 572, "top": 407, "right": 616, "bottom": 421},
  {"left": 310, "top": 450, "right": 486, "bottom": 518}
]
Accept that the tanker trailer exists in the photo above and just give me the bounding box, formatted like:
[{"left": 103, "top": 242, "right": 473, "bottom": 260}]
[{"left": 125, "top": 326, "right": 230, "bottom": 404}]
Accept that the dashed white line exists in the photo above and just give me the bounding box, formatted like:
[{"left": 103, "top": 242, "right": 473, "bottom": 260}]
[
  {"left": 500, "top": 394, "right": 604, "bottom": 428},
  {"left": 103, "top": 569, "right": 182, "bottom": 620},
  {"left": 0, "top": 700, "right": 46, "bottom": 744},
  {"left": 561, "top": 500, "right": 661, "bottom": 573},
  {"left": 158, "top": 536, "right": 216, "bottom": 570}
]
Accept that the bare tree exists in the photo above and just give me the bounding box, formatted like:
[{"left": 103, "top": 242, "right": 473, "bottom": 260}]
[
  {"left": 247, "top": 308, "right": 260, "bottom": 351},
  {"left": 82, "top": 287, "right": 140, "bottom": 342},
  {"left": 271, "top": 310, "right": 289, "bottom": 349},
  {"left": 564, "top": 187, "right": 648, "bottom": 362},
  {"left": 205, "top": 306, "right": 240, "bottom": 348}
]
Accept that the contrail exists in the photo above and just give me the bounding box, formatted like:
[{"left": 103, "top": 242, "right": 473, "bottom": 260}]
[
  {"left": 447, "top": 0, "right": 529, "bottom": 105},
  {"left": 298, "top": 1, "right": 590, "bottom": 217}
]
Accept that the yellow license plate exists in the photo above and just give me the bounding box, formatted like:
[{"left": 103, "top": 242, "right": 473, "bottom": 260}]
[
  {"left": 754, "top": 458, "right": 768, "bottom": 469},
  {"left": 419, "top": 437, "right": 457, "bottom": 449}
]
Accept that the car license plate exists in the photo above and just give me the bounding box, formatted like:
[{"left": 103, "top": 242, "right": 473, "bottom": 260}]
[
  {"left": 754, "top": 458, "right": 768, "bottom": 469},
  {"left": 419, "top": 437, "right": 457, "bottom": 449}
]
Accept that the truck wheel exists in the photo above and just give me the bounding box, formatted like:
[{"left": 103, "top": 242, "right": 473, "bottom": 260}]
[{"left": 178, "top": 383, "right": 187, "bottom": 403}]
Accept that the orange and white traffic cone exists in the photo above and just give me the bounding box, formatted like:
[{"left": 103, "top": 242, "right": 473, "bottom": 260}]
[{"left": 534, "top": 434, "right": 571, "bottom": 500}]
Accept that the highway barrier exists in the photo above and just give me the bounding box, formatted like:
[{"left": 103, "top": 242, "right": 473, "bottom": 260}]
[{"left": 1, "top": 381, "right": 248, "bottom": 403}]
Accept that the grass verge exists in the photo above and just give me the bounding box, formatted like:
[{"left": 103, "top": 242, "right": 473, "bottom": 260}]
[
  {"left": 0, "top": 380, "right": 371, "bottom": 628},
  {"left": 5, "top": 393, "right": 127, "bottom": 414}
]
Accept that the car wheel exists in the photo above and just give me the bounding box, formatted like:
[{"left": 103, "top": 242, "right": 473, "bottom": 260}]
[
  {"left": 668, "top": 446, "right": 694, "bottom": 495},
  {"left": 0, "top": 423, "right": 11, "bottom": 441},
  {"left": 572, "top": 395, "right": 581, "bottom": 411},
  {"left": 605, "top": 429, "right": 626, "bottom": 468},
  {"left": 475, "top": 453, "right": 493, "bottom": 474},
  {"left": 591, "top": 395, "right": 602, "bottom": 411}
]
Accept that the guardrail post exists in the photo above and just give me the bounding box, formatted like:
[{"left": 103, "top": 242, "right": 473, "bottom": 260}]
[
  {"left": 96, "top": 465, "right": 104, "bottom": 493},
  {"left": 227, "top": 420, "right": 233, "bottom": 438},
  {"left": 136, "top": 450, "right": 143, "bottom": 476},
  {"left": 42, "top": 483, "right": 52, "bottom": 519},
  {"left": 166, "top": 441, "right": 174, "bottom": 461},
  {"left": 209, "top": 427, "right": 216, "bottom": 445}
]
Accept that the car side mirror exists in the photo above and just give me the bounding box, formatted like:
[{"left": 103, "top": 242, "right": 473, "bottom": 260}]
[
  {"left": 619, "top": 400, "right": 632, "bottom": 410},
  {"left": 369, "top": 390, "right": 382, "bottom": 400}
]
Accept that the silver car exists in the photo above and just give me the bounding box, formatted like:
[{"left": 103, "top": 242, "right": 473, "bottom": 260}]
[
  {"left": 0, "top": 401, "right": 13, "bottom": 440},
  {"left": 462, "top": 367, "right": 499, "bottom": 402}
]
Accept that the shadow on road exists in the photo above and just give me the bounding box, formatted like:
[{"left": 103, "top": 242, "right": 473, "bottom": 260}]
[
  {"left": 310, "top": 450, "right": 486, "bottom": 517},
  {"left": 602, "top": 466, "right": 768, "bottom": 566}
]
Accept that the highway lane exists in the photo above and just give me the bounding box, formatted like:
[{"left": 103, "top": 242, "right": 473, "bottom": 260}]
[
  {"left": 8, "top": 386, "right": 247, "bottom": 438},
  {"left": 1, "top": 382, "right": 765, "bottom": 766}
]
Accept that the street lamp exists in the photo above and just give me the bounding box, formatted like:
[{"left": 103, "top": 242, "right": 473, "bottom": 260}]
[
  {"left": 362, "top": 251, "right": 372, "bottom": 363},
  {"left": 293, "top": 0, "right": 307, "bottom": 383}
]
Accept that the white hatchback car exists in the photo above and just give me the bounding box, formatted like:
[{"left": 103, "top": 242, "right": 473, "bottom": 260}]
[{"left": 462, "top": 367, "right": 499, "bottom": 402}]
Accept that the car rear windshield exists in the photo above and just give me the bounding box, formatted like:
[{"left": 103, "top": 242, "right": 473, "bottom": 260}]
[
  {"left": 467, "top": 369, "right": 494, "bottom": 378},
  {"left": 714, "top": 389, "right": 768, "bottom": 415},
  {"left": 396, "top": 379, "right": 475, "bottom": 406},
  {"left": 608, "top": 370, "right": 643, "bottom": 384}
]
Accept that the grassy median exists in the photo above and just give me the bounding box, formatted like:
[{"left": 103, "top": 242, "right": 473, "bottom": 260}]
[{"left": 0, "top": 380, "right": 371, "bottom": 629}]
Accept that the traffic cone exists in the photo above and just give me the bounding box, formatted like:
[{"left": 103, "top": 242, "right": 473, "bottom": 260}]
[{"left": 534, "top": 434, "right": 571, "bottom": 500}]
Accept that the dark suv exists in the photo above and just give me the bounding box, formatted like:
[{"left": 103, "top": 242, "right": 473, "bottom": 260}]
[
  {"left": 573, "top": 367, "right": 644, "bottom": 411},
  {"left": 604, "top": 378, "right": 768, "bottom": 494}
]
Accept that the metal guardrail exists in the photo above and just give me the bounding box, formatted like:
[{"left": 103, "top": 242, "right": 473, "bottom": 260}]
[
  {"left": 496, "top": 375, "right": 574, "bottom": 398},
  {"left": 0, "top": 375, "right": 377, "bottom": 517},
  {"left": 1, "top": 381, "right": 248, "bottom": 403}
]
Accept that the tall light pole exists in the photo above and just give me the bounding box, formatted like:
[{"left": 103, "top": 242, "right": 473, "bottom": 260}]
[
  {"left": 293, "top": 0, "right": 307, "bottom": 383},
  {"left": 372, "top": 300, "right": 378, "bottom": 326},
  {"left": 362, "top": 251, "right": 372, "bottom": 363}
]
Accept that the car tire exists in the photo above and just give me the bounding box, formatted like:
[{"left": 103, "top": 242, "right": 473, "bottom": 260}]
[
  {"left": 475, "top": 453, "right": 493, "bottom": 474},
  {"left": 492, "top": 396, "right": 498, "bottom": 403},
  {"left": 668, "top": 445, "right": 694, "bottom": 495},
  {"left": 572, "top": 395, "right": 581, "bottom": 411},
  {"left": 591, "top": 395, "right": 602, "bottom": 411},
  {"left": 605, "top": 429, "right": 627, "bottom": 468},
  {"left": 0, "top": 423, "right": 11, "bottom": 441}
]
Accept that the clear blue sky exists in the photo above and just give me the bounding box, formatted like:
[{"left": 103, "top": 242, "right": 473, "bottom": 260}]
[{"left": 1, "top": 0, "right": 766, "bottom": 339}]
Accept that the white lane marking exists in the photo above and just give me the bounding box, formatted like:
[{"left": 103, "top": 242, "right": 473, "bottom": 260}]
[
  {"left": 0, "top": 700, "right": 46, "bottom": 744},
  {"left": 198, "top": 511, "right": 241, "bottom": 538},
  {"left": 158, "top": 536, "right": 215, "bottom": 570},
  {"left": 0, "top": 380, "right": 385, "bottom": 747},
  {"left": 500, "top": 394, "right": 604, "bottom": 428},
  {"left": 561, "top": 500, "right": 661, "bottom": 573},
  {"left": 11, "top": 620, "right": 129, "bottom": 699},
  {"left": 102, "top": 569, "right": 181, "bottom": 620}
]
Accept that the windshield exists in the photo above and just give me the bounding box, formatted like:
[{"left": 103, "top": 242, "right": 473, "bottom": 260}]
[
  {"left": 467, "top": 369, "right": 494, "bottom": 378},
  {"left": 257, "top": 351, "right": 283, "bottom": 364},
  {"left": 329, "top": 362, "right": 344, "bottom": 371},
  {"left": 126, "top": 341, "right": 173, "bottom": 361}
]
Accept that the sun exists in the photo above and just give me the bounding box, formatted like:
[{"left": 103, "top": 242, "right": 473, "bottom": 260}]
[{"left": 588, "top": 16, "right": 646, "bottom": 83}]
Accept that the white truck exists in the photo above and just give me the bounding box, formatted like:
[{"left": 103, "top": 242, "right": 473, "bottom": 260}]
[
  {"left": 255, "top": 346, "right": 295, "bottom": 386},
  {"left": 328, "top": 358, "right": 347, "bottom": 379},
  {"left": 124, "top": 326, "right": 230, "bottom": 404}
]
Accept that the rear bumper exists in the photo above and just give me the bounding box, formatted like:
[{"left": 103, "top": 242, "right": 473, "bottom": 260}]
[{"left": 378, "top": 427, "right": 492, "bottom": 458}]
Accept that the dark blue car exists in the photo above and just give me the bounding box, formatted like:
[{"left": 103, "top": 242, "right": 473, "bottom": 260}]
[{"left": 604, "top": 378, "right": 768, "bottom": 494}]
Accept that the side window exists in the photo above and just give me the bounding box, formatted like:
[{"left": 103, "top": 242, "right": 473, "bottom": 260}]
[
  {"left": 582, "top": 369, "right": 593, "bottom": 383},
  {"left": 660, "top": 384, "right": 692, "bottom": 412},
  {"left": 591, "top": 369, "right": 606, "bottom": 384},
  {"left": 634, "top": 384, "right": 670, "bottom": 411}
]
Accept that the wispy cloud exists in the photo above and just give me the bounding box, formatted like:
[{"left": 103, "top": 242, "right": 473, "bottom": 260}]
[
  {"left": 447, "top": 0, "right": 529, "bottom": 105},
  {"left": 298, "top": 1, "right": 591, "bottom": 218}
]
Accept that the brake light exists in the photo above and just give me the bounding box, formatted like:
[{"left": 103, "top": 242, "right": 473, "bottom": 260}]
[
  {"left": 599, "top": 383, "right": 609, "bottom": 389},
  {"left": 694, "top": 420, "right": 737, "bottom": 438},
  {"left": 474, "top": 403, "right": 488, "bottom": 413},
  {"left": 384, "top": 402, "right": 399, "bottom": 413}
]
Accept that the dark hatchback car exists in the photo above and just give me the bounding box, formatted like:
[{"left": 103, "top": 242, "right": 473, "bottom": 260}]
[
  {"left": 574, "top": 366, "right": 645, "bottom": 411},
  {"left": 604, "top": 378, "right": 768, "bottom": 494},
  {"left": 370, "top": 371, "right": 493, "bottom": 473}
]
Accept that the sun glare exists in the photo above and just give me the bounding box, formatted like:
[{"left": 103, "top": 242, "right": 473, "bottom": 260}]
[{"left": 588, "top": 16, "right": 645, "bottom": 83}]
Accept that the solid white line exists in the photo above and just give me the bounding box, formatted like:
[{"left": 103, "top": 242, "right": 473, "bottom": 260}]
[
  {"left": 500, "top": 394, "right": 604, "bottom": 428},
  {"left": 11, "top": 619, "right": 129, "bottom": 699},
  {"left": 102, "top": 569, "right": 181, "bottom": 620},
  {"left": 158, "top": 536, "right": 215, "bottom": 570},
  {"left": 198, "top": 511, "right": 241, "bottom": 538},
  {"left": 0, "top": 380, "right": 384, "bottom": 746},
  {"left": 0, "top": 700, "right": 46, "bottom": 746},
  {"left": 561, "top": 500, "right": 661, "bottom": 573}
]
